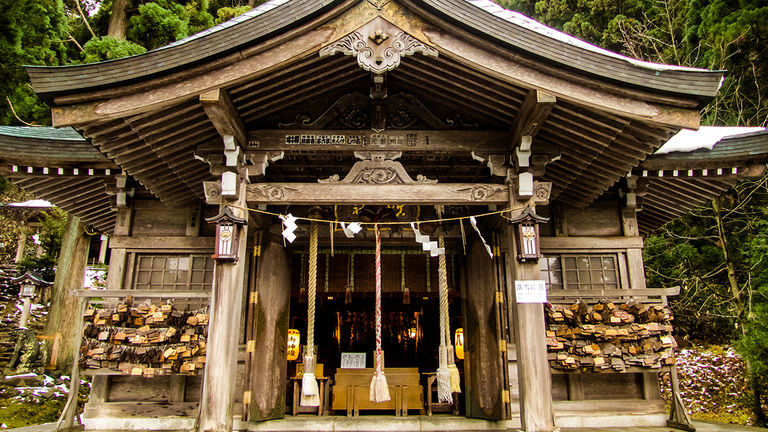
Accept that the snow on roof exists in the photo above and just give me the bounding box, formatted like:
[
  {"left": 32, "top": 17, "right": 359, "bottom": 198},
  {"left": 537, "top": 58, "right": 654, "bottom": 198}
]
[
  {"left": 6, "top": 199, "right": 53, "bottom": 208},
  {"left": 159, "top": 0, "right": 290, "bottom": 50},
  {"left": 466, "top": 0, "right": 709, "bottom": 73},
  {"left": 655, "top": 126, "right": 766, "bottom": 154},
  {"left": 160, "top": 0, "right": 707, "bottom": 75}
]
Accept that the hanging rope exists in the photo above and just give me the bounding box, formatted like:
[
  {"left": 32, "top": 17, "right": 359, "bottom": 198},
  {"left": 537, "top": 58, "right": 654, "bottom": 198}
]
[
  {"left": 370, "top": 224, "right": 391, "bottom": 403},
  {"left": 300, "top": 223, "right": 320, "bottom": 407},
  {"left": 436, "top": 228, "right": 453, "bottom": 403},
  {"left": 440, "top": 232, "right": 461, "bottom": 394},
  {"left": 232, "top": 204, "right": 525, "bottom": 226}
]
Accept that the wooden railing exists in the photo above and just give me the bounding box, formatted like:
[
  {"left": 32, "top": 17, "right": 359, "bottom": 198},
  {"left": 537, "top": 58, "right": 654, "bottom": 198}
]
[{"left": 547, "top": 286, "right": 680, "bottom": 305}]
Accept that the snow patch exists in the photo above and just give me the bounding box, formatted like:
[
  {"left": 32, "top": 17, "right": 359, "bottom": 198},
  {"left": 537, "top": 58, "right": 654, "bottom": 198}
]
[
  {"left": 465, "top": 0, "right": 708, "bottom": 72},
  {"left": 6, "top": 199, "right": 52, "bottom": 208},
  {"left": 656, "top": 126, "right": 766, "bottom": 154}
]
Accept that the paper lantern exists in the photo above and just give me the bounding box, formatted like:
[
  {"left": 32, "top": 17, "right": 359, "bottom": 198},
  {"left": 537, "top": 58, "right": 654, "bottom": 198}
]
[
  {"left": 287, "top": 329, "right": 301, "bottom": 361},
  {"left": 206, "top": 206, "right": 247, "bottom": 262},
  {"left": 454, "top": 328, "right": 464, "bottom": 360},
  {"left": 508, "top": 206, "right": 549, "bottom": 263}
]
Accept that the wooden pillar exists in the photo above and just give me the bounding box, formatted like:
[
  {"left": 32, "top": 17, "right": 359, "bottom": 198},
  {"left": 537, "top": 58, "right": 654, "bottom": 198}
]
[
  {"left": 98, "top": 235, "right": 109, "bottom": 264},
  {"left": 199, "top": 184, "right": 249, "bottom": 432},
  {"left": 464, "top": 239, "right": 504, "bottom": 420},
  {"left": 44, "top": 215, "right": 91, "bottom": 372},
  {"left": 621, "top": 208, "right": 646, "bottom": 290},
  {"left": 507, "top": 203, "right": 554, "bottom": 431},
  {"left": 106, "top": 207, "right": 133, "bottom": 290},
  {"left": 19, "top": 297, "right": 32, "bottom": 328},
  {"left": 245, "top": 234, "right": 291, "bottom": 421},
  {"left": 14, "top": 231, "right": 26, "bottom": 263}
]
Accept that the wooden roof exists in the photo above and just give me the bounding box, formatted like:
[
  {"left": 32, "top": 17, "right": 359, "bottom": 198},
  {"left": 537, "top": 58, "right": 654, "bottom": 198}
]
[
  {"left": 632, "top": 130, "right": 768, "bottom": 234},
  {"left": 13, "top": 0, "right": 761, "bottom": 235},
  {"left": 27, "top": 0, "right": 721, "bottom": 104},
  {"left": 0, "top": 127, "right": 119, "bottom": 233}
]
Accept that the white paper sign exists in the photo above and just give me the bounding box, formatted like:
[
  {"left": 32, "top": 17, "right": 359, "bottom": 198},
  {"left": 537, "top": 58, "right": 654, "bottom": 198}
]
[
  {"left": 515, "top": 280, "right": 547, "bottom": 303},
  {"left": 340, "top": 352, "right": 366, "bottom": 369}
]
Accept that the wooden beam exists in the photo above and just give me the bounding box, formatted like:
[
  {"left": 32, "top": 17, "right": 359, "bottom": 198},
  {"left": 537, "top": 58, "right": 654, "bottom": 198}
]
[
  {"left": 109, "top": 235, "right": 214, "bottom": 250},
  {"left": 245, "top": 129, "right": 509, "bottom": 152},
  {"left": 72, "top": 289, "right": 211, "bottom": 299},
  {"left": 51, "top": 29, "right": 335, "bottom": 127},
  {"left": 540, "top": 236, "right": 643, "bottom": 250},
  {"left": 239, "top": 182, "right": 511, "bottom": 205},
  {"left": 200, "top": 88, "right": 246, "bottom": 147},
  {"left": 511, "top": 90, "right": 556, "bottom": 146},
  {"left": 423, "top": 30, "right": 702, "bottom": 129}
]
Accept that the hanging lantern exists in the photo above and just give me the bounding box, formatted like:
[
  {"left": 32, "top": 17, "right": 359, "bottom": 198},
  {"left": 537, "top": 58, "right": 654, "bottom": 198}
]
[
  {"left": 206, "top": 206, "right": 247, "bottom": 262},
  {"left": 454, "top": 328, "right": 464, "bottom": 360},
  {"left": 408, "top": 327, "right": 417, "bottom": 339},
  {"left": 508, "top": 206, "right": 549, "bottom": 263},
  {"left": 287, "top": 329, "right": 301, "bottom": 361}
]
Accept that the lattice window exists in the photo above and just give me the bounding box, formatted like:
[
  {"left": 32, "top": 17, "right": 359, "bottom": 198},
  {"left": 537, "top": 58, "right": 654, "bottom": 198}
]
[
  {"left": 539, "top": 254, "right": 619, "bottom": 290},
  {"left": 133, "top": 254, "right": 214, "bottom": 291}
]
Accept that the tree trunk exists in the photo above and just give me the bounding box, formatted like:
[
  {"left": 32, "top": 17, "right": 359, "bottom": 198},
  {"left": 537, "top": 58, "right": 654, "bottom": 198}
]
[
  {"left": 711, "top": 198, "right": 742, "bottom": 310},
  {"left": 712, "top": 198, "right": 766, "bottom": 425},
  {"left": 44, "top": 215, "right": 90, "bottom": 372},
  {"left": 108, "top": 0, "right": 129, "bottom": 39}
]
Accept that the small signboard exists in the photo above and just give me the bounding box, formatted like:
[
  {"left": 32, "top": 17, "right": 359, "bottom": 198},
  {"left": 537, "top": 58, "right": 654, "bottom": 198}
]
[
  {"left": 515, "top": 280, "right": 547, "bottom": 303},
  {"left": 340, "top": 352, "right": 366, "bottom": 369}
]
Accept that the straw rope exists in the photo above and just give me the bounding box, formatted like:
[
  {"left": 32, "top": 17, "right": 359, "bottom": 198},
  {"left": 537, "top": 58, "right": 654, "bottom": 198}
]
[
  {"left": 300, "top": 223, "right": 320, "bottom": 406},
  {"left": 369, "top": 224, "right": 391, "bottom": 402}
]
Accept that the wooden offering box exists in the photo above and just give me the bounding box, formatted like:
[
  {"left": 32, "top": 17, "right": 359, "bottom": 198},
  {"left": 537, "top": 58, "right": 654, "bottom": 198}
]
[{"left": 331, "top": 367, "right": 424, "bottom": 416}]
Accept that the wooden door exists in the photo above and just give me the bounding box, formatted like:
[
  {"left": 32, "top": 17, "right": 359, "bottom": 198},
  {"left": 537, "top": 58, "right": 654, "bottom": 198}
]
[{"left": 463, "top": 240, "right": 505, "bottom": 420}]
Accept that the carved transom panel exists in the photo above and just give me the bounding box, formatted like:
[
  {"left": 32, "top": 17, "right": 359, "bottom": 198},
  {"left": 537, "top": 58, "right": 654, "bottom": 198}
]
[
  {"left": 319, "top": 151, "right": 437, "bottom": 185},
  {"left": 319, "top": 16, "right": 438, "bottom": 74},
  {"left": 278, "top": 92, "right": 478, "bottom": 131}
]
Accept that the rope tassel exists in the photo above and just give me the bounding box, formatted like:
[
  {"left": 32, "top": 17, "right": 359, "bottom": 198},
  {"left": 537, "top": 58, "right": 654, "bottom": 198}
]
[
  {"left": 447, "top": 345, "right": 462, "bottom": 393},
  {"left": 370, "top": 225, "right": 391, "bottom": 403},
  {"left": 436, "top": 346, "right": 452, "bottom": 403},
  {"left": 300, "top": 223, "right": 320, "bottom": 407},
  {"left": 301, "top": 353, "right": 320, "bottom": 407}
]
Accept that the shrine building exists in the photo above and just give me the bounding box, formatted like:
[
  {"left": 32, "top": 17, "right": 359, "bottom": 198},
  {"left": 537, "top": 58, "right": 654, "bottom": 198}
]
[{"left": 2, "top": 0, "right": 768, "bottom": 431}]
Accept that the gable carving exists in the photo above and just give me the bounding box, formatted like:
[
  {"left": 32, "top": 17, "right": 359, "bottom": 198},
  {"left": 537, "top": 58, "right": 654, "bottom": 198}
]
[{"left": 319, "top": 16, "right": 438, "bottom": 74}]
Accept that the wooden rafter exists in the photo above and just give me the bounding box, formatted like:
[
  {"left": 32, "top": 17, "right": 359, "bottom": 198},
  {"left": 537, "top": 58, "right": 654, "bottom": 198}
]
[
  {"left": 511, "top": 89, "right": 556, "bottom": 147},
  {"left": 200, "top": 88, "right": 246, "bottom": 147}
]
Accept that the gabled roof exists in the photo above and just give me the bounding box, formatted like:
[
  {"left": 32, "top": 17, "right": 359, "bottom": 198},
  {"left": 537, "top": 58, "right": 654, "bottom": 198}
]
[
  {"left": 632, "top": 129, "right": 768, "bottom": 234},
  {"left": 413, "top": 0, "right": 721, "bottom": 104},
  {"left": 26, "top": 0, "right": 345, "bottom": 99},
  {"left": 0, "top": 126, "right": 110, "bottom": 165},
  {"left": 0, "top": 127, "right": 118, "bottom": 233},
  {"left": 11, "top": 0, "right": 757, "bottom": 236},
  {"left": 26, "top": 0, "right": 721, "bottom": 105}
]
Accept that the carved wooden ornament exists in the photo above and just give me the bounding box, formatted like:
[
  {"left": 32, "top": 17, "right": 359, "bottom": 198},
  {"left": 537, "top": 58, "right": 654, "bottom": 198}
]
[
  {"left": 319, "top": 17, "right": 437, "bottom": 74},
  {"left": 319, "top": 151, "right": 436, "bottom": 184}
]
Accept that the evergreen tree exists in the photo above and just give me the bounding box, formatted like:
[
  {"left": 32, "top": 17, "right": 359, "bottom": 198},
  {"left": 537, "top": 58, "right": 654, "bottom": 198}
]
[{"left": 0, "top": 0, "right": 70, "bottom": 125}]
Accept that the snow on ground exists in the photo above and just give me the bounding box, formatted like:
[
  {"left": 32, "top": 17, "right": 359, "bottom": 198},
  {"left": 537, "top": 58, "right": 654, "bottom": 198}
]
[{"left": 5, "top": 199, "right": 52, "bottom": 208}]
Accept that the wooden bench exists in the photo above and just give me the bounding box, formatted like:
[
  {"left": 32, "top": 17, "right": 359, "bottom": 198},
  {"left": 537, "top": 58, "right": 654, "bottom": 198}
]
[{"left": 331, "top": 367, "right": 424, "bottom": 416}]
